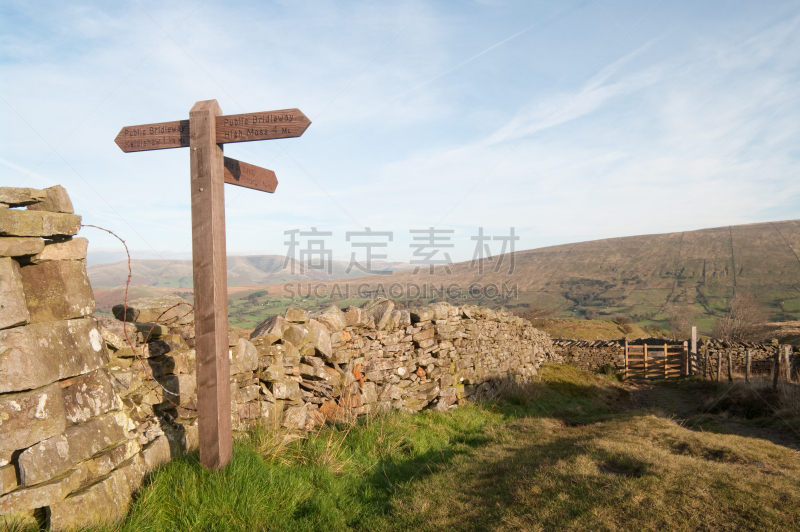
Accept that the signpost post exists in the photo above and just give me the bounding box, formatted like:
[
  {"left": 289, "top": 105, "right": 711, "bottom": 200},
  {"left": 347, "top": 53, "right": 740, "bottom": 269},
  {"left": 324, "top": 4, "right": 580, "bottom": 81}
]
[{"left": 115, "top": 100, "right": 310, "bottom": 470}]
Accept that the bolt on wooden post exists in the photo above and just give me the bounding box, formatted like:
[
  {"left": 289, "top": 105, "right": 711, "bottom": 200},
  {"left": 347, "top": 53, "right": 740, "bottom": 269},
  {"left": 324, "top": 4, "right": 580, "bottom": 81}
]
[{"left": 115, "top": 100, "right": 311, "bottom": 470}]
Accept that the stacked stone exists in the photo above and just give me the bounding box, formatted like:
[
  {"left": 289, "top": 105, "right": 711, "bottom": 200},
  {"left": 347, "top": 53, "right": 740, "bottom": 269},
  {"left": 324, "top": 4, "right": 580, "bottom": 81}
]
[
  {"left": 0, "top": 186, "right": 173, "bottom": 530},
  {"left": 696, "top": 339, "right": 789, "bottom": 376},
  {"left": 105, "top": 294, "right": 266, "bottom": 446},
  {"left": 551, "top": 339, "right": 625, "bottom": 372},
  {"left": 247, "top": 299, "right": 554, "bottom": 429},
  {"left": 551, "top": 337, "right": 795, "bottom": 377}
]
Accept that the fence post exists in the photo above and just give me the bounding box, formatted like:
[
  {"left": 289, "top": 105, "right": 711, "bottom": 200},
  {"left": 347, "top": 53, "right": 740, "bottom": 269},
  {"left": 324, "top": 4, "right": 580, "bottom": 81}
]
[
  {"left": 727, "top": 352, "right": 733, "bottom": 383},
  {"left": 644, "top": 344, "right": 648, "bottom": 380},
  {"left": 772, "top": 348, "right": 781, "bottom": 390},
  {"left": 691, "top": 327, "right": 697, "bottom": 376},
  {"left": 683, "top": 341, "right": 689, "bottom": 377},
  {"left": 624, "top": 338, "right": 629, "bottom": 379},
  {"left": 745, "top": 350, "right": 751, "bottom": 384},
  {"left": 703, "top": 349, "right": 709, "bottom": 379},
  {"left": 784, "top": 346, "right": 792, "bottom": 382},
  {"left": 664, "top": 343, "right": 668, "bottom": 379},
  {"left": 716, "top": 352, "right": 722, "bottom": 382}
]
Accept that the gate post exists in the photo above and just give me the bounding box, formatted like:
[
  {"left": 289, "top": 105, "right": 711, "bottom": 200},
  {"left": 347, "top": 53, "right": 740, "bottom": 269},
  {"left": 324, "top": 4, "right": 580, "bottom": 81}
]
[
  {"left": 683, "top": 341, "right": 689, "bottom": 377},
  {"left": 745, "top": 350, "right": 751, "bottom": 383},
  {"left": 727, "top": 353, "right": 733, "bottom": 383},
  {"left": 624, "top": 339, "right": 629, "bottom": 378},
  {"left": 643, "top": 344, "right": 648, "bottom": 380},
  {"left": 785, "top": 346, "right": 792, "bottom": 381},
  {"left": 773, "top": 348, "right": 781, "bottom": 389}
]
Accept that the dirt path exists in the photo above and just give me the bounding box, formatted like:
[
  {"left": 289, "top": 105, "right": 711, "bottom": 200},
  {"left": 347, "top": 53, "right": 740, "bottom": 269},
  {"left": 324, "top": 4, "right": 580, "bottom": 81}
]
[{"left": 627, "top": 380, "right": 697, "bottom": 417}]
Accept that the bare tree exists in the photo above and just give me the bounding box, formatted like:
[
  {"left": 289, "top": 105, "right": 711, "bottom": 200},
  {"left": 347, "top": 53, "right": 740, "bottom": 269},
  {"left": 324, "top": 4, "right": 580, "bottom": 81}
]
[
  {"left": 712, "top": 292, "right": 769, "bottom": 342},
  {"left": 667, "top": 307, "right": 693, "bottom": 341}
]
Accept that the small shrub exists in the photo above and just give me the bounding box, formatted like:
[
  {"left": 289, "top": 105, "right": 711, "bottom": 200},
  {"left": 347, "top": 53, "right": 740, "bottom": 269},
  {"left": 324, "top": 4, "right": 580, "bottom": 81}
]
[
  {"left": 598, "top": 363, "right": 621, "bottom": 381},
  {"left": 614, "top": 315, "right": 633, "bottom": 334}
]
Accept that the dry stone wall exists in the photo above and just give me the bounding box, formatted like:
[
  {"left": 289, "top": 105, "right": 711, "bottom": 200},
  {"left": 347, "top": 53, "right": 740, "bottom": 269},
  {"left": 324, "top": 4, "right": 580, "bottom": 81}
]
[
  {"left": 0, "top": 187, "right": 185, "bottom": 530},
  {"left": 551, "top": 339, "right": 624, "bottom": 371},
  {"left": 552, "top": 337, "right": 794, "bottom": 377},
  {"left": 0, "top": 185, "right": 554, "bottom": 530},
  {"left": 248, "top": 298, "right": 553, "bottom": 428},
  {"left": 695, "top": 340, "right": 794, "bottom": 377}
]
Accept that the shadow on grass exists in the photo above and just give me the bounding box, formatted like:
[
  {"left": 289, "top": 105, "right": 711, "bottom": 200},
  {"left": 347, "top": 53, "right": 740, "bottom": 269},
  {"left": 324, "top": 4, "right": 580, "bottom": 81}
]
[
  {"left": 637, "top": 376, "right": 800, "bottom": 450},
  {"left": 392, "top": 412, "right": 800, "bottom": 532}
]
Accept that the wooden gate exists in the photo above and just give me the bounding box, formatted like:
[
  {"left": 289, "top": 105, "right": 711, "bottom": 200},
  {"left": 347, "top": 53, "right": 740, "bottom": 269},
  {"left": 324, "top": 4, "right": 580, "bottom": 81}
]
[{"left": 624, "top": 340, "right": 689, "bottom": 380}]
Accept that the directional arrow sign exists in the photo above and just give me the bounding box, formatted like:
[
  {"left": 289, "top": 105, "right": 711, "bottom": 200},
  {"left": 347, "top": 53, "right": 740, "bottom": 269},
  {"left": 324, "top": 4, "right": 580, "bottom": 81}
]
[
  {"left": 115, "top": 120, "right": 190, "bottom": 152},
  {"left": 223, "top": 157, "right": 277, "bottom": 193},
  {"left": 115, "top": 108, "right": 311, "bottom": 152},
  {"left": 215, "top": 108, "right": 311, "bottom": 144}
]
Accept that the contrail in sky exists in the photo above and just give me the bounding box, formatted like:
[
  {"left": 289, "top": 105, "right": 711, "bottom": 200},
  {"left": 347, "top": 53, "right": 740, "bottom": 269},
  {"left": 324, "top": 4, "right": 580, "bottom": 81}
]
[{"left": 369, "top": 7, "right": 571, "bottom": 113}]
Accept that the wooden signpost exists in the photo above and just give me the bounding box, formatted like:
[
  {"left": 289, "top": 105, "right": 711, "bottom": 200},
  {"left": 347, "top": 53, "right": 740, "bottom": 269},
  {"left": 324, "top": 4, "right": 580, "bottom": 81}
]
[{"left": 115, "top": 100, "right": 310, "bottom": 470}]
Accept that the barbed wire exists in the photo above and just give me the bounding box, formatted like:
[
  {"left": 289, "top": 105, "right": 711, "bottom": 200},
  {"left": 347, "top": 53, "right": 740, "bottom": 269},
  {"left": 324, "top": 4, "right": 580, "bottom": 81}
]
[{"left": 81, "top": 224, "right": 197, "bottom": 412}]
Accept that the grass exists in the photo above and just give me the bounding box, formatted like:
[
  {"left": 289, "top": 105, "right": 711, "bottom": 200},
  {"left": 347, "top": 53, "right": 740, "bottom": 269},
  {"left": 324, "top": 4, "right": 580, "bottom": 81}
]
[
  {"left": 530, "top": 318, "right": 657, "bottom": 341},
  {"left": 673, "top": 373, "right": 800, "bottom": 438},
  {"left": 12, "top": 365, "right": 800, "bottom": 531}
]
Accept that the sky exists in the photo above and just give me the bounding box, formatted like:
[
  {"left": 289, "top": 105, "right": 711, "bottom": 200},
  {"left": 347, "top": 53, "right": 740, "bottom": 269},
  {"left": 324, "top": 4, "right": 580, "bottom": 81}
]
[{"left": 1, "top": 0, "right": 799, "bottom": 268}]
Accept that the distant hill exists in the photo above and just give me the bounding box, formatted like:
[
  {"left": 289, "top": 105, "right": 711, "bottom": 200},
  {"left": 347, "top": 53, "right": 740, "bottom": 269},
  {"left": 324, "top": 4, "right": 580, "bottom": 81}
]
[
  {"left": 89, "top": 221, "right": 800, "bottom": 333},
  {"left": 310, "top": 220, "right": 800, "bottom": 330},
  {"left": 87, "top": 256, "right": 412, "bottom": 288}
]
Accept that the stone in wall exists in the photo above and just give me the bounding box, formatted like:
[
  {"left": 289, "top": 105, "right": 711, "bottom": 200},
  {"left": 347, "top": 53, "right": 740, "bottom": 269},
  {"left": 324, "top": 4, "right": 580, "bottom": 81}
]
[
  {"left": 0, "top": 318, "right": 109, "bottom": 394},
  {"left": 0, "top": 185, "right": 165, "bottom": 528},
  {"left": 0, "top": 469, "right": 82, "bottom": 517},
  {"left": 0, "top": 209, "right": 81, "bottom": 238},
  {"left": 112, "top": 294, "right": 194, "bottom": 325},
  {"left": 0, "top": 464, "right": 18, "bottom": 495},
  {"left": 29, "top": 237, "right": 88, "bottom": 264},
  {"left": 0, "top": 257, "right": 29, "bottom": 330},
  {"left": 16, "top": 411, "right": 132, "bottom": 486},
  {"left": 61, "top": 368, "right": 123, "bottom": 425},
  {"left": 49, "top": 453, "right": 148, "bottom": 531},
  {"left": 230, "top": 338, "right": 258, "bottom": 375},
  {"left": 26, "top": 185, "right": 74, "bottom": 214},
  {"left": 0, "top": 188, "right": 47, "bottom": 207},
  {"left": 77, "top": 439, "right": 141, "bottom": 486},
  {"left": 0, "top": 237, "right": 44, "bottom": 258},
  {"left": 20, "top": 259, "right": 95, "bottom": 323},
  {"left": 0, "top": 383, "right": 66, "bottom": 462},
  {"left": 250, "top": 314, "right": 289, "bottom": 344}
]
